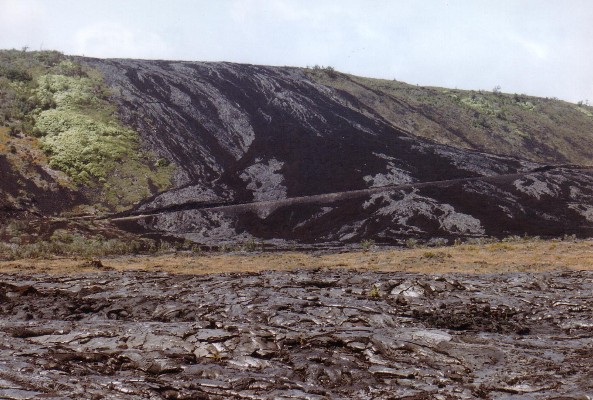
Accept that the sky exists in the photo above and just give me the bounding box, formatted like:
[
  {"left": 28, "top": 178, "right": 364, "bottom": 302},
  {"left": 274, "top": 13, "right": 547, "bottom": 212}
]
[{"left": 0, "top": 0, "right": 591, "bottom": 103}]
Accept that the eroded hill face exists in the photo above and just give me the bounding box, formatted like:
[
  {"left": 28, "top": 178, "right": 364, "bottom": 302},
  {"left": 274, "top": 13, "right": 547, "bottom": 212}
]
[
  {"left": 85, "top": 59, "right": 542, "bottom": 199},
  {"left": 78, "top": 58, "right": 593, "bottom": 245},
  {"left": 2, "top": 52, "right": 593, "bottom": 246}
]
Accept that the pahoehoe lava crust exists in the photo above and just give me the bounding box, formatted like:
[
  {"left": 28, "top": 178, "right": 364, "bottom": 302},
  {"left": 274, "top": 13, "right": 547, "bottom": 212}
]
[{"left": 0, "top": 269, "right": 592, "bottom": 399}]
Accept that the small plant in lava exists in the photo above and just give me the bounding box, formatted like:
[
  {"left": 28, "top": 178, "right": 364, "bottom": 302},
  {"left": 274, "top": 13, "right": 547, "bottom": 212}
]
[{"left": 361, "top": 239, "right": 375, "bottom": 252}]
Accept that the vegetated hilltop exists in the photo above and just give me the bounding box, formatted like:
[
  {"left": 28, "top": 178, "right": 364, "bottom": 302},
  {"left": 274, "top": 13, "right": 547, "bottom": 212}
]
[
  {"left": 309, "top": 66, "right": 593, "bottom": 165},
  {"left": 1, "top": 50, "right": 593, "bottom": 250}
]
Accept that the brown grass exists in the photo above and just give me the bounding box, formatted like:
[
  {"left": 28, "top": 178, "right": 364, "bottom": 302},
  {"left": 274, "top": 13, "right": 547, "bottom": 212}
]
[{"left": 1, "top": 238, "right": 592, "bottom": 275}]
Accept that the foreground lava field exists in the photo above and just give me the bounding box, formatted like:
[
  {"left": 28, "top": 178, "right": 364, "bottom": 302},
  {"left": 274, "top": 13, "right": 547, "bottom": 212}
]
[{"left": 0, "top": 241, "right": 592, "bottom": 399}]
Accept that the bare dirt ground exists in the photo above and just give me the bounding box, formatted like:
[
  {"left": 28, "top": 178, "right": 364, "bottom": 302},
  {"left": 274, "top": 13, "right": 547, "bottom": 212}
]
[{"left": 0, "top": 240, "right": 592, "bottom": 399}]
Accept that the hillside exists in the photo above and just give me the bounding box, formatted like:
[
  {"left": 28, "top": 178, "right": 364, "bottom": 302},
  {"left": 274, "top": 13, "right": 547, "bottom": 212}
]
[
  {"left": 309, "top": 67, "right": 593, "bottom": 165},
  {"left": 0, "top": 50, "right": 173, "bottom": 216},
  {"left": 1, "top": 51, "right": 593, "bottom": 248}
]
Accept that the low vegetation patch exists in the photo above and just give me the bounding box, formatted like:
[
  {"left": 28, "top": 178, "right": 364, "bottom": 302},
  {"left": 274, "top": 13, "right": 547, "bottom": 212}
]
[
  {"left": 310, "top": 71, "right": 593, "bottom": 165},
  {"left": 0, "top": 49, "right": 174, "bottom": 211},
  {"left": 0, "top": 229, "right": 179, "bottom": 260}
]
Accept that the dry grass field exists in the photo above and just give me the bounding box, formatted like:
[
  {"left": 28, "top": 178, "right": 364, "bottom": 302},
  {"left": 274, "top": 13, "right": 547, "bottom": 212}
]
[{"left": 1, "top": 238, "right": 592, "bottom": 275}]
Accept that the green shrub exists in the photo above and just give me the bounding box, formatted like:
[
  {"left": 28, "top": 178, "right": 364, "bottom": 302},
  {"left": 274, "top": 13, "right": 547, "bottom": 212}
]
[
  {"left": 0, "top": 50, "right": 174, "bottom": 211},
  {"left": 422, "top": 251, "right": 451, "bottom": 260},
  {"left": 155, "top": 158, "right": 171, "bottom": 167},
  {"left": 32, "top": 67, "right": 173, "bottom": 208},
  {"left": 311, "top": 65, "right": 338, "bottom": 78},
  {"left": 562, "top": 233, "right": 577, "bottom": 242},
  {"left": 241, "top": 240, "right": 260, "bottom": 252},
  {"left": 423, "top": 251, "right": 437, "bottom": 259},
  {"left": 427, "top": 237, "right": 448, "bottom": 247},
  {"left": 405, "top": 238, "right": 418, "bottom": 249},
  {"left": 1, "top": 233, "right": 163, "bottom": 259},
  {"left": 0, "top": 67, "right": 32, "bottom": 82},
  {"left": 368, "top": 285, "right": 380, "bottom": 298},
  {"left": 361, "top": 239, "right": 375, "bottom": 252},
  {"left": 37, "top": 108, "right": 136, "bottom": 183}
]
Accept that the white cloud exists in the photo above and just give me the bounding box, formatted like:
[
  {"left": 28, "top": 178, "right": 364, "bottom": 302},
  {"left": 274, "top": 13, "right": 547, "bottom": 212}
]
[
  {"left": 508, "top": 34, "right": 549, "bottom": 60},
  {"left": 74, "top": 22, "right": 169, "bottom": 59},
  {"left": 230, "top": 0, "right": 342, "bottom": 24},
  {"left": 0, "top": 0, "right": 44, "bottom": 26},
  {"left": 0, "top": 0, "right": 591, "bottom": 102},
  {"left": 0, "top": 0, "right": 46, "bottom": 49}
]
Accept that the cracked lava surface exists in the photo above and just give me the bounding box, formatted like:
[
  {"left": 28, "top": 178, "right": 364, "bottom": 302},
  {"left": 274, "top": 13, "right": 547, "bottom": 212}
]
[{"left": 0, "top": 269, "right": 592, "bottom": 399}]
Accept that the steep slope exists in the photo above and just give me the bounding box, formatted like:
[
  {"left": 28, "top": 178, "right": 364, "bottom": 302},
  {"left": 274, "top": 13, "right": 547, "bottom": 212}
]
[
  {"left": 79, "top": 58, "right": 593, "bottom": 245},
  {"left": 0, "top": 126, "right": 81, "bottom": 215},
  {"left": 83, "top": 58, "right": 536, "bottom": 200}
]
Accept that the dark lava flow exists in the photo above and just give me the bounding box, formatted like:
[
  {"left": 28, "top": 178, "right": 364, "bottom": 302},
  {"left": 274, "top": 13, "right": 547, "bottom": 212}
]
[
  {"left": 0, "top": 269, "right": 592, "bottom": 399},
  {"left": 76, "top": 58, "right": 593, "bottom": 244}
]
